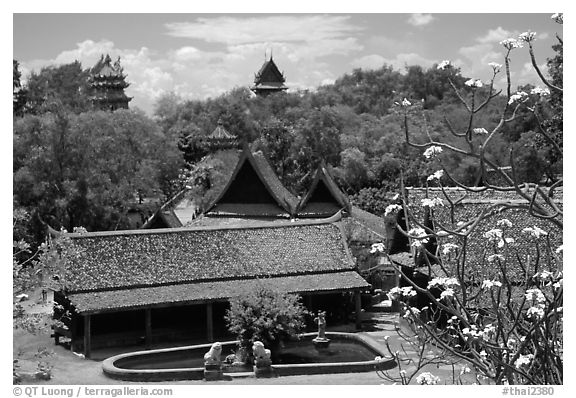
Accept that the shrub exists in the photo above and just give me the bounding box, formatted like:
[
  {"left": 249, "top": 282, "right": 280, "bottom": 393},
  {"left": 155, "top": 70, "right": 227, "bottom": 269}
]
[{"left": 225, "top": 287, "right": 307, "bottom": 361}]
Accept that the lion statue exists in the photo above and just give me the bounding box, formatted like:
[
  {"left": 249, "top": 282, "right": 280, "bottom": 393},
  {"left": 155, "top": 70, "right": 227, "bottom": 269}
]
[
  {"left": 252, "top": 341, "right": 271, "bottom": 365},
  {"left": 203, "top": 342, "right": 222, "bottom": 365}
]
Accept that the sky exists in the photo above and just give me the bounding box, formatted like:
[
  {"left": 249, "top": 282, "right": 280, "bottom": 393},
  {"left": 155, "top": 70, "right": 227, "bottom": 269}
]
[{"left": 13, "top": 12, "right": 563, "bottom": 115}]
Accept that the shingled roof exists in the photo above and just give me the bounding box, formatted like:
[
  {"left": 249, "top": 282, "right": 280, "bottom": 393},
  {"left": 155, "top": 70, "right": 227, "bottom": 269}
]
[
  {"left": 63, "top": 215, "right": 369, "bottom": 314},
  {"left": 297, "top": 163, "right": 351, "bottom": 218},
  {"left": 205, "top": 148, "right": 299, "bottom": 218},
  {"left": 403, "top": 187, "right": 563, "bottom": 281}
]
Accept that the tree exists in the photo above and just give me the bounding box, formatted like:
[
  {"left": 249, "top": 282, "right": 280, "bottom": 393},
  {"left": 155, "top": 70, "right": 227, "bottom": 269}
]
[
  {"left": 13, "top": 60, "right": 26, "bottom": 116},
  {"left": 13, "top": 108, "right": 177, "bottom": 235},
  {"left": 225, "top": 287, "right": 307, "bottom": 362},
  {"left": 376, "top": 17, "right": 563, "bottom": 385},
  {"left": 23, "top": 61, "right": 91, "bottom": 114}
]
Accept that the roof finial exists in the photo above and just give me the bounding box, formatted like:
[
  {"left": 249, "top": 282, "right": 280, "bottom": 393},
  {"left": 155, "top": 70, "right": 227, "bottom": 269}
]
[{"left": 270, "top": 48, "right": 273, "bottom": 60}]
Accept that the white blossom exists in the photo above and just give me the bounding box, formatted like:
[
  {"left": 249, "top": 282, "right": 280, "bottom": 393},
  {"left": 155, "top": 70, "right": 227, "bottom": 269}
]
[
  {"left": 522, "top": 226, "right": 548, "bottom": 238},
  {"left": 519, "top": 31, "right": 537, "bottom": 42},
  {"left": 479, "top": 350, "right": 487, "bottom": 360},
  {"left": 388, "top": 286, "right": 417, "bottom": 300},
  {"left": 484, "top": 228, "right": 505, "bottom": 248},
  {"left": 402, "top": 98, "right": 412, "bottom": 107},
  {"left": 487, "top": 254, "right": 505, "bottom": 263},
  {"left": 533, "top": 270, "right": 553, "bottom": 282},
  {"left": 370, "top": 242, "right": 386, "bottom": 254},
  {"left": 525, "top": 288, "right": 546, "bottom": 304},
  {"left": 421, "top": 197, "right": 444, "bottom": 208},
  {"left": 399, "top": 369, "right": 407, "bottom": 377},
  {"left": 527, "top": 305, "right": 545, "bottom": 320},
  {"left": 473, "top": 127, "right": 489, "bottom": 135},
  {"left": 465, "top": 78, "right": 483, "bottom": 88},
  {"left": 500, "top": 38, "right": 523, "bottom": 50},
  {"left": 551, "top": 13, "right": 563, "bottom": 24},
  {"left": 384, "top": 204, "right": 402, "bottom": 217},
  {"left": 505, "top": 237, "right": 515, "bottom": 244},
  {"left": 423, "top": 145, "right": 443, "bottom": 159},
  {"left": 442, "top": 243, "right": 459, "bottom": 255},
  {"left": 508, "top": 91, "right": 529, "bottom": 105},
  {"left": 514, "top": 354, "right": 534, "bottom": 368},
  {"left": 409, "top": 227, "right": 429, "bottom": 247},
  {"left": 440, "top": 288, "right": 455, "bottom": 299},
  {"left": 416, "top": 372, "right": 440, "bottom": 385},
  {"left": 497, "top": 219, "right": 513, "bottom": 228},
  {"left": 488, "top": 62, "right": 502, "bottom": 72},
  {"left": 555, "top": 245, "right": 563, "bottom": 254},
  {"left": 482, "top": 279, "right": 503, "bottom": 290},
  {"left": 437, "top": 60, "right": 451, "bottom": 70},
  {"left": 428, "top": 277, "right": 460, "bottom": 289},
  {"left": 460, "top": 365, "right": 471, "bottom": 375},
  {"left": 427, "top": 169, "right": 444, "bottom": 181},
  {"left": 531, "top": 86, "right": 550, "bottom": 96}
]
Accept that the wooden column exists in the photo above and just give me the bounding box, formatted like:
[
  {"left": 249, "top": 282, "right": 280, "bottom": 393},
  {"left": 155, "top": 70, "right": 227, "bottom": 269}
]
[
  {"left": 83, "top": 314, "right": 91, "bottom": 359},
  {"left": 70, "top": 313, "right": 78, "bottom": 352},
  {"left": 206, "top": 302, "right": 214, "bottom": 342},
  {"left": 354, "top": 290, "right": 362, "bottom": 331},
  {"left": 145, "top": 308, "right": 152, "bottom": 349}
]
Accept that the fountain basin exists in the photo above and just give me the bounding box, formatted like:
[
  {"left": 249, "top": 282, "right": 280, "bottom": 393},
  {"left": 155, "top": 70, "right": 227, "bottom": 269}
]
[{"left": 102, "top": 332, "right": 395, "bottom": 382}]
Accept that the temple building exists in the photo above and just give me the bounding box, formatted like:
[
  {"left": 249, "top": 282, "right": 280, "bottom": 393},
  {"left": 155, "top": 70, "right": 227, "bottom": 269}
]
[
  {"left": 88, "top": 54, "right": 132, "bottom": 111},
  {"left": 54, "top": 215, "right": 370, "bottom": 358},
  {"left": 250, "top": 55, "right": 288, "bottom": 97}
]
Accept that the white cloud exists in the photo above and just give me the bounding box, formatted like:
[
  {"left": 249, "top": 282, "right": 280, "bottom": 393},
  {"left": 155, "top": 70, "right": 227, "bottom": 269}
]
[
  {"left": 351, "top": 54, "right": 385, "bottom": 70},
  {"left": 477, "top": 27, "right": 516, "bottom": 44},
  {"left": 407, "top": 14, "right": 435, "bottom": 27},
  {"left": 165, "top": 15, "right": 361, "bottom": 45}
]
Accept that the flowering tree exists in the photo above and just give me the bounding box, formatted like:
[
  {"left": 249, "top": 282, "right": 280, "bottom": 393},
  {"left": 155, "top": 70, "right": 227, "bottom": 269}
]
[{"left": 375, "top": 14, "right": 563, "bottom": 385}]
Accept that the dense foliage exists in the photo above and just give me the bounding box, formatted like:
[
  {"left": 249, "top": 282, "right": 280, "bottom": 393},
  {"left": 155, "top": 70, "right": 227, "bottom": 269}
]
[{"left": 225, "top": 288, "right": 307, "bottom": 360}]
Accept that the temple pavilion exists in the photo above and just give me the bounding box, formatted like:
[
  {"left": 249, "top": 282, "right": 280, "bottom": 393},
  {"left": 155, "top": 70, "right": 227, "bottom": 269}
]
[
  {"left": 88, "top": 54, "right": 132, "bottom": 111},
  {"left": 250, "top": 55, "right": 288, "bottom": 97}
]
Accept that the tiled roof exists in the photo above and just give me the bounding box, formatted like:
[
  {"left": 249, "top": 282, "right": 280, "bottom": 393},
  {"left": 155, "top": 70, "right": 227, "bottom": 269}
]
[
  {"left": 64, "top": 216, "right": 356, "bottom": 293},
  {"left": 68, "top": 271, "right": 370, "bottom": 314},
  {"left": 347, "top": 206, "right": 389, "bottom": 241},
  {"left": 404, "top": 187, "right": 562, "bottom": 280},
  {"left": 298, "top": 163, "right": 351, "bottom": 217},
  {"left": 205, "top": 148, "right": 299, "bottom": 217}
]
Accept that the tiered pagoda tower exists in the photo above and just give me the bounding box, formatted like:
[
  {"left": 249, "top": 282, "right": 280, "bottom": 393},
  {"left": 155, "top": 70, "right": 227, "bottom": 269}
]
[
  {"left": 89, "top": 54, "right": 132, "bottom": 111},
  {"left": 250, "top": 54, "right": 288, "bottom": 97}
]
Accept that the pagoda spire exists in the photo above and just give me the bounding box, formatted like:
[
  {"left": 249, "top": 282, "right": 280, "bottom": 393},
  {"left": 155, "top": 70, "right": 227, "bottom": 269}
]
[{"left": 250, "top": 52, "right": 288, "bottom": 97}]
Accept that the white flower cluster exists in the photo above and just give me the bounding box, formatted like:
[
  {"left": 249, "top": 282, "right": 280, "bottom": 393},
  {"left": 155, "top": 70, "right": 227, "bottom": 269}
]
[
  {"left": 519, "top": 31, "right": 537, "bottom": 43},
  {"left": 522, "top": 226, "right": 548, "bottom": 238},
  {"left": 484, "top": 228, "right": 505, "bottom": 248},
  {"left": 442, "top": 243, "right": 459, "bottom": 255},
  {"left": 497, "top": 218, "right": 513, "bottom": 228},
  {"left": 421, "top": 197, "right": 444, "bottom": 208},
  {"left": 409, "top": 227, "right": 429, "bottom": 247},
  {"left": 416, "top": 372, "right": 440, "bottom": 385},
  {"left": 488, "top": 62, "right": 502, "bottom": 72},
  {"left": 465, "top": 78, "right": 483, "bottom": 88},
  {"left": 526, "top": 306, "right": 545, "bottom": 320},
  {"left": 500, "top": 38, "right": 524, "bottom": 50},
  {"left": 462, "top": 324, "right": 495, "bottom": 341},
  {"left": 514, "top": 354, "right": 534, "bottom": 368},
  {"left": 530, "top": 86, "right": 550, "bottom": 96},
  {"left": 401, "top": 98, "right": 412, "bottom": 107},
  {"left": 437, "top": 60, "right": 451, "bottom": 70},
  {"left": 440, "top": 288, "right": 455, "bottom": 299},
  {"left": 423, "top": 145, "right": 443, "bottom": 159},
  {"left": 473, "top": 127, "right": 489, "bottom": 135},
  {"left": 525, "top": 288, "right": 546, "bottom": 303},
  {"left": 388, "top": 286, "right": 417, "bottom": 300},
  {"left": 427, "top": 169, "right": 444, "bottom": 181},
  {"left": 487, "top": 254, "right": 505, "bottom": 263},
  {"left": 555, "top": 245, "right": 563, "bottom": 254},
  {"left": 384, "top": 204, "right": 402, "bottom": 217},
  {"left": 551, "top": 13, "right": 563, "bottom": 24},
  {"left": 508, "top": 91, "right": 529, "bottom": 105},
  {"left": 533, "top": 270, "right": 553, "bottom": 283},
  {"left": 369, "top": 242, "right": 386, "bottom": 254},
  {"left": 428, "top": 277, "right": 460, "bottom": 289},
  {"left": 482, "top": 279, "right": 503, "bottom": 290}
]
